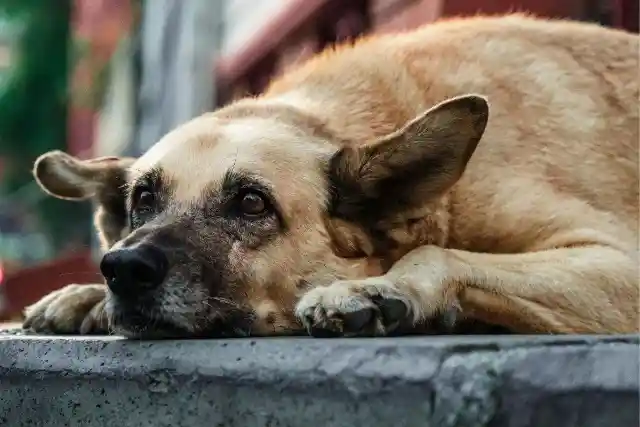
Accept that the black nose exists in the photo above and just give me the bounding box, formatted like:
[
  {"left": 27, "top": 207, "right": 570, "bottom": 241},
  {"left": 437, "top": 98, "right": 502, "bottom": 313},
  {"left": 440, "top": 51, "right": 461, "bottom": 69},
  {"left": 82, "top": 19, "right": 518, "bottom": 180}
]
[{"left": 100, "top": 245, "right": 168, "bottom": 296}]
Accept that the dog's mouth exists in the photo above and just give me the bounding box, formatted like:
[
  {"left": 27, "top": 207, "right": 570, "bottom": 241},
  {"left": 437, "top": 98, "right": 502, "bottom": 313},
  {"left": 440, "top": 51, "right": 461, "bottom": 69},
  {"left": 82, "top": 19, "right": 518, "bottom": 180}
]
[{"left": 107, "top": 298, "right": 257, "bottom": 339}]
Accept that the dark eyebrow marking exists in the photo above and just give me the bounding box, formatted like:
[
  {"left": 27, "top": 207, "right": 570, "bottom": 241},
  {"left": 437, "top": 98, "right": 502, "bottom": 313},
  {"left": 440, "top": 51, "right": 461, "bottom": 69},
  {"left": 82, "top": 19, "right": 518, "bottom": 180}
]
[
  {"left": 128, "top": 167, "right": 164, "bottom": 196},
  {"left": 221, "top": 169, "right": 273, "bottom": 196}
]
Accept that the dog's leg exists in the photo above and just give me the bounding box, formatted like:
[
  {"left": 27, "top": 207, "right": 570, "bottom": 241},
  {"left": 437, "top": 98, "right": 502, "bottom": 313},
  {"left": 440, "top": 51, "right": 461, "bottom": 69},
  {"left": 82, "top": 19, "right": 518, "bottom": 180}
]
[
  {"left": 296, "top": 242, "right": 638, "bottom": 336},
  {"left": 23, "top": 284, "right": 109, "bottom": 334}
]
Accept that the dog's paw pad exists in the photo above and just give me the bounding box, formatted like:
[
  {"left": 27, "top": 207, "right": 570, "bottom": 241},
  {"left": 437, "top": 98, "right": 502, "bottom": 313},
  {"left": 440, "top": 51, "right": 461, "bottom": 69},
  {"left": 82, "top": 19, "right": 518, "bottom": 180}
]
[
  {"left": 374, "top": 296, "right": 409, "bottom": 328},
  {"left": 340, "top": 305, "right": 376, "bottom": 332}
]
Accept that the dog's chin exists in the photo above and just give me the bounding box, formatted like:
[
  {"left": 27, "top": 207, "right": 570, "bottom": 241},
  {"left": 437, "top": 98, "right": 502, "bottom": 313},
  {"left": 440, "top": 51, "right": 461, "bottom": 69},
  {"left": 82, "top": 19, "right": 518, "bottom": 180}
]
[
  {"left": 108, "top": 306, "right": 194, "bottom": 339},
  {"left": 106, "top": 300, "right": 257, "bottom": 339}
]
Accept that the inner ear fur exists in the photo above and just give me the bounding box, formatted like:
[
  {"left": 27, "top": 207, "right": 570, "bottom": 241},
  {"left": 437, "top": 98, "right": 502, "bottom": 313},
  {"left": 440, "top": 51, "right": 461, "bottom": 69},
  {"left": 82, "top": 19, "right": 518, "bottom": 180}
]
[
  {"left": 33, "top": 150, "right": 135, "bottom": 249},
  {"left": 326, "top": 94, "right": 489, "bottom": 254}
]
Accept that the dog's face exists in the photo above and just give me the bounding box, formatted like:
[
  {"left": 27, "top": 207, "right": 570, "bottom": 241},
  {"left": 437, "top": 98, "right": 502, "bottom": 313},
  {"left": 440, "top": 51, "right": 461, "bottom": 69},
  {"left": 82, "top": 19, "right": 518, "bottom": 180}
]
[{"left": 33, "top": 95, "right": 488, "bottom": 338}]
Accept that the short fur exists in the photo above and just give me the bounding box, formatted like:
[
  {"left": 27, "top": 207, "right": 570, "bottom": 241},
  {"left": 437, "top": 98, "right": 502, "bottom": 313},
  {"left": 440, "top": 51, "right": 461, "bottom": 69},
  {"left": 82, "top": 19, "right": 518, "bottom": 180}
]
[{"left": 24, "top": 15, "right": 639, "bottom": 337}]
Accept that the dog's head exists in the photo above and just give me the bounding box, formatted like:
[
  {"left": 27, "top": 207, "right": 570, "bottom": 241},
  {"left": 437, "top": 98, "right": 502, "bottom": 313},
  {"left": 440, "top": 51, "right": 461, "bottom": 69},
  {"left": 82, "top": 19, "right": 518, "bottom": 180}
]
[{"left": 33, "top": 94, "right": 488, "bottom": 338}]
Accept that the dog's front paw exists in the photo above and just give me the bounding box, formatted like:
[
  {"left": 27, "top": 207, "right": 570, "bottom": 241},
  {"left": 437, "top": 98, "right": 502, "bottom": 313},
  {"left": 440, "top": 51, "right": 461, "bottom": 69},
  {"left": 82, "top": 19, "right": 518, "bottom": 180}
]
[
  {"left": 295, "top": 276, "right": 417, "bottom": 337},
  {"left": 23, "top": 284, "right": 109, "bottom": 335}
]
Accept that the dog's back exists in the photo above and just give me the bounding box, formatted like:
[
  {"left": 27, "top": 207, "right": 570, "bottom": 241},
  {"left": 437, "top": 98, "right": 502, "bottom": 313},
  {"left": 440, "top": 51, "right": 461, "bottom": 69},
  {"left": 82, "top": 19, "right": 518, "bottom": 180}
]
[{"left": 267, "top": 14, "right": 639, "bottom": 255}]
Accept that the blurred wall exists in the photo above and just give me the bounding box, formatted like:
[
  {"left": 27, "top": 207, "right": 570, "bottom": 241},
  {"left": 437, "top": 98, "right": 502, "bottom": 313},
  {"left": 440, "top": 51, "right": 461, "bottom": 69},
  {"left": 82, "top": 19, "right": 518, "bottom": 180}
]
[
  {"left": 133, "top": 0, "right": 224, "bottom": 153},
  {"left": 94, "top": 16, "right": 136, "bottom": 157},
  {"left": 221, "top": 0, "right": 292, "bottom": 57}
]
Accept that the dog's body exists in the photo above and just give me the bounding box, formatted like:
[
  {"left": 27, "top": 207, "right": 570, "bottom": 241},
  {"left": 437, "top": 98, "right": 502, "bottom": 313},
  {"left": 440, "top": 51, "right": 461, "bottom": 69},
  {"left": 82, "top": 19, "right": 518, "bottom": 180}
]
[{"left": 24, "top": 15, "right": 638, "bottom": 337}]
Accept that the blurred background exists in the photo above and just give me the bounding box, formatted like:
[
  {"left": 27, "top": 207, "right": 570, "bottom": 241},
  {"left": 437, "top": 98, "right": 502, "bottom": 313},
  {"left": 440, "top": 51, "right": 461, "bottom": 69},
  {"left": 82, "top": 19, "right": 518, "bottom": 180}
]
[{"left": 0, "top": 0, "right": 637, "bottom": 322}]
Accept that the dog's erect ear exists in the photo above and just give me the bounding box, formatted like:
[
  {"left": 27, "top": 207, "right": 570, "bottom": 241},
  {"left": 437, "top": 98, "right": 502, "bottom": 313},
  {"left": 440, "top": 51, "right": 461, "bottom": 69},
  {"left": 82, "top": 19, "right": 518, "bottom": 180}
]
[
  {"left": 33, "top": 150, "right": 136, "bottom": 249},
  {"left": 328, "top": 94, "right": 489, "bottom": 226},
  {"left": 33, "top": 150, "right": 134, "bottom": 200}
]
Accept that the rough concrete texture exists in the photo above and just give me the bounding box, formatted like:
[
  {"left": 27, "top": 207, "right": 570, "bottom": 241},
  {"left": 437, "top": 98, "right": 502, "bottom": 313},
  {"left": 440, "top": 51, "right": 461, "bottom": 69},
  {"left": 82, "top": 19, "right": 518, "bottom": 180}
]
[{"left": 0, "top": 334, "right": 638, "bottom": 427}]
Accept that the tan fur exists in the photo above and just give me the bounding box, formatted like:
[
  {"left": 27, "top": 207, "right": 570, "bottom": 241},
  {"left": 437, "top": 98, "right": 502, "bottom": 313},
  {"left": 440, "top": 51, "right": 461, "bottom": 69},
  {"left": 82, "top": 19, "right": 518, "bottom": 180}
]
[
  {"left": 23, "top": 284, "right": 107, "bottom": 334},
  {"left": 24, "top": 15, "right": 639, "bottom": 336}
]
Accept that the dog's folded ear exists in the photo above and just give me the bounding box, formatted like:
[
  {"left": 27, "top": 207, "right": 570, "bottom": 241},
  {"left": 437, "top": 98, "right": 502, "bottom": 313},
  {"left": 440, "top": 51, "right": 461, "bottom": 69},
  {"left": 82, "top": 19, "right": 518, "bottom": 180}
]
[
  {"left": 328, "top": 94, "right": 489, "bottom": 226},
  {"left": 33, "top": 150, "right": 134, "bottom": 200},
  {"left": 33, "top": 150, "right": 136, "bottom": 249}
]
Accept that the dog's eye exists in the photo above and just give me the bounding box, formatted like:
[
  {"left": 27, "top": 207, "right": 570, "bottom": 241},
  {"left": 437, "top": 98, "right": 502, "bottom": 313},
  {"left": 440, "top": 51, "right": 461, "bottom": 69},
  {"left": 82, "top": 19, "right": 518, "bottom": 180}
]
[
  {"left": 129, "top": 186, "right": 159, "bottom": 230},
  {"left": 134, "top": 189, "right": 155, "bottom": 211},
  {"left": 239, "top": 191, "right": 267, "bottom": 217}
]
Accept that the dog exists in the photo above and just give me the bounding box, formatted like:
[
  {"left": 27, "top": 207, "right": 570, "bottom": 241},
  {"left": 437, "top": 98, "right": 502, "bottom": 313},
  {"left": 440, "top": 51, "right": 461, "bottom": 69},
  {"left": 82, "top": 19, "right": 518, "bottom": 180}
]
[{"left": 23, "top": 14, "right": 639, "bottom": 338}]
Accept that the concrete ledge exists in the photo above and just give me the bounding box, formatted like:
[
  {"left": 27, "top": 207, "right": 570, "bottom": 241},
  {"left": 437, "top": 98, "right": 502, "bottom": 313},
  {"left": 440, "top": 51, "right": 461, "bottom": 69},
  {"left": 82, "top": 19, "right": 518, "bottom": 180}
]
[{"left": 0, "top": 334, "right": 638, "bottom": 427}]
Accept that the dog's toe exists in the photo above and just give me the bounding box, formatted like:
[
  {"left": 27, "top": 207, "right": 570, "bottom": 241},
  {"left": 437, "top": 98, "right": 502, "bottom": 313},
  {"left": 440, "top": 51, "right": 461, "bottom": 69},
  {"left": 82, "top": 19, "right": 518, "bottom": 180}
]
[
  {"left": 374, "top": 296, "right": 409, "bottom": 329},
  {"left": 296, "top": 278, "right": 412, "bottom": 337},
  {"left": 22, "top": 284, "right": 108, "bottom": 335},
  {"left": 303, "top": 305, "right": 347, "bottom": 337}
]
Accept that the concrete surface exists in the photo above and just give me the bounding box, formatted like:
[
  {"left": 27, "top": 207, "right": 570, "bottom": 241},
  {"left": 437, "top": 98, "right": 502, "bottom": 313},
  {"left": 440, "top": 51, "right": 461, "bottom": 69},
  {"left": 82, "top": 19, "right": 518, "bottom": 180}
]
[{"left": 0, "top": 333, "right": 638, "bottom": 427}]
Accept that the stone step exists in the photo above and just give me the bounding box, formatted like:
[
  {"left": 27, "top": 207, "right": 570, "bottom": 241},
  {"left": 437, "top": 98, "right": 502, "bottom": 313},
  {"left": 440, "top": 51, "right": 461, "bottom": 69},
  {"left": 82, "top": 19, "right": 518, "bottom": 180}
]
[{"left": 0, "top": 333, "right": 638, "bottom": 427}]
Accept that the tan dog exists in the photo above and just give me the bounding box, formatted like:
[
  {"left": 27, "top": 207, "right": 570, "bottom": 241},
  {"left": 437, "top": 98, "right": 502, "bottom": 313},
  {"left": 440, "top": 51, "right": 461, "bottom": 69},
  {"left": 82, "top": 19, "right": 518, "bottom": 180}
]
[{"left": 23, "top": 15, "right": 639, "bottom": 338}]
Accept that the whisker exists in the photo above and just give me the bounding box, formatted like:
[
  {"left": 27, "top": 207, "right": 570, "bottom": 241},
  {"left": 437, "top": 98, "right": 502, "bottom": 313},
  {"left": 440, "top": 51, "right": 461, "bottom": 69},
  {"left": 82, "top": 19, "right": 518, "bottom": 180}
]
[
  {"left": 54, "top": 271, "right": 104, "bottom": 278},
  {"left": 210, "top": 296, "right": 242, "bottom": 310}
]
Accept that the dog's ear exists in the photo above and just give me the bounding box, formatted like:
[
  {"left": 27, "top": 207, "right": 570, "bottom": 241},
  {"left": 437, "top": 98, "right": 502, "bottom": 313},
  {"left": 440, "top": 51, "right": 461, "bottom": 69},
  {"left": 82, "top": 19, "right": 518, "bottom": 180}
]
[
  {"left": 328, "top": 94, "right": 488, "bottom": 235},
  {"left": 33, "top": 150, "right": 133, "bottom": 200},
  {"left": 33, "top": 150, "right": 135, "bottom": 249}
]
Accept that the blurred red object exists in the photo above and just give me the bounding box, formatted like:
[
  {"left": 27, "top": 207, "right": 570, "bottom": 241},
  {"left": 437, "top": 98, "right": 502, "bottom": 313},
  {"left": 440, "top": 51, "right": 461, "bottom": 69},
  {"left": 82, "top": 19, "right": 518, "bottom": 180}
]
[{"left": 0, "top": 251, "right": 100, "bottom": 321}]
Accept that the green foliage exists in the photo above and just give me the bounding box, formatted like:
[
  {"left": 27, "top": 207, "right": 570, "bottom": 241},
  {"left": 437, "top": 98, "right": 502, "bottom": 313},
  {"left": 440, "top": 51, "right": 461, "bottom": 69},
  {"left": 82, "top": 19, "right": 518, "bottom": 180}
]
[
  {"left": 0, "top": 0, "right": 71, "bottom": 162},
  {"left": 0, "top": 0, "right": 91, "bottom": 255}
]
